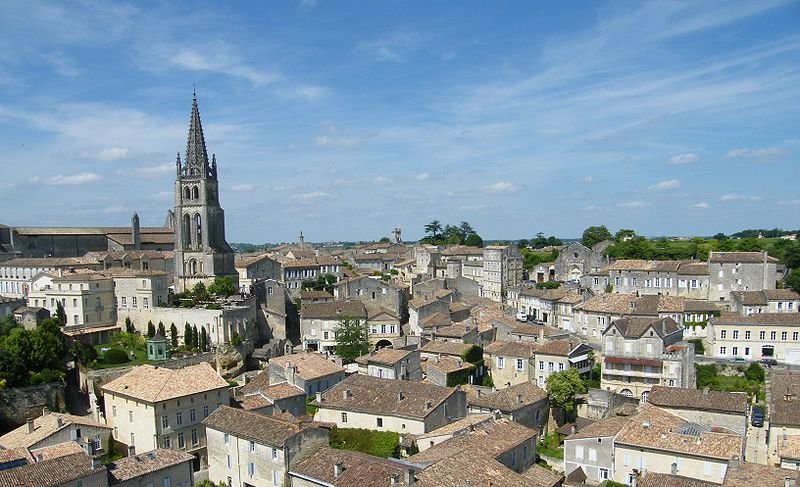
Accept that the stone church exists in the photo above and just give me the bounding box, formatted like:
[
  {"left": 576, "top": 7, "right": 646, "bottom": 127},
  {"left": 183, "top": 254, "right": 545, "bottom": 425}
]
[{"left": 170, "top": 93, "right": 238, "bottom": 293}]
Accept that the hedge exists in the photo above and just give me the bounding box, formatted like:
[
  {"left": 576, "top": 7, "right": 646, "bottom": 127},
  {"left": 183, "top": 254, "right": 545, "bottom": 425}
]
[
  {"left": 104, "top": 347, "right": 130, "bottom": 364},
  {"left": 329, "top": 427, "right": 400, "bottom": 458}
]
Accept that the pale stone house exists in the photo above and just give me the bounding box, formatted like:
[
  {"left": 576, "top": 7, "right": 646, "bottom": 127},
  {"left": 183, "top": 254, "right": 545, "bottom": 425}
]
[
  {"left": 282, "top": 256, "right": 343, "bottom": 298},
  {"left": 768, "top": 372, "right": 800, "bottom": 469},
  {"left": 313, "top": 374, "right": 467, "bottom": 435},
  {"left": 203, "top": 406, "right": 328, "bottom": 487},
  {"left": 708, "top": 251, "right": 778, "bottom": 305},
  {"left": 731, "top": 288, "right": 800, "bottom": 315},
  {"left": 107, "top": 448, "right": 195, "bottom": 487},
  {"left": 481, "top": 245, "right": 523, "bottom": 303},
  {"left": 707, "top": 312, "right": 800, "bottom": 363},
  {"left": 483, "top": 341, "right": 537, "bottom": 387},
  {"left": 601, "top": 317, "right": 694, "bottom": 403},
  {"left": 355, "top": 348, "right": 422, "bottom": 381},
  {"left": 334, "top": 275, "right": 409, "bottom": 323},
  {"left": 0, "top": 256, "right": 99, "bottom": 299},
  {"left": 289, "top": 446, "right": 418, "bottom": 487},
  {"left": 108, "top": 268, "right": 169, "bottom": 314},
  {"left": 410, "top": 414, "right": 494, "bottom": 452},
  {"left": 300, "top": 300, "right": 367, "bottom": 353},
  {"left": 366, "top": 307, "right": 402, "bottom": 349},
  {"left": 647, "top": 386, "right": 748, "bottom": 436},
  {"left": 554, "top": 241, "right": 611, "bottom": 282},
  {"left": 563, "top": 415, "right": 630, "bottom": 485},
  {"left": 234, "top": 371, "right": 307, "bottom": 417},
  {"left": 268, "top": 352, "right": 345, "bottom": 396},
  {"left": 26, "top": 270, "right": 116, "bottom": 329},
  {"left": 101, "top": 362, "right": 230, "bottom": 469},
  {"left": 613, "top": 404, "right": 743, "bottom": 485},
  {"left": 408, "top": 292, "right": 452, "bottom": 336},
  {"left": 0, "top": 410, "right": 111, "bottom": 453},
  {"left": 466, "top": 382, "right": 549, "bottom": 433},
  {"left": 533, "top": 339, "right": 594, "bottom": 389},
  {"left": 234, "top": 252, "right": 282, "bottom": 293},
  {"left": 0, "top": 441, "right": 109, "bottom": 487}
]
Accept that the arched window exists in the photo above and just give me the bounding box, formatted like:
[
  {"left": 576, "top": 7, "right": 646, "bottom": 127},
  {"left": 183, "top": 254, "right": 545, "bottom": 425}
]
[
  {"left": 194, "top": 214, "right": 202, "bottom": 248},
  {"left": 184, "top": 187, "right": 191, "bottom": 200},
  {"left": 192, "top": 186, "right": 199, "bottom": 199},
  {"left": 182, "top": 214, "right": 191, "bottom": 248},
  {"left": 189, "top": 259, "right": 198, "bottom": 275}
]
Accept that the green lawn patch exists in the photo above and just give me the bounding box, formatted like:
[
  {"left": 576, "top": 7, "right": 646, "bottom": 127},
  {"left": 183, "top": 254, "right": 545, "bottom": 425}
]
[
  {"left": 90, "top": 343, "right": 154, "bottom": 369},
  {"left": 696, "top": 363, "right": 765, "bottom": 402},
  {"left": 329, "top": 427, "right": 400, "bottom": 458},
  {"left": 537, "top": 432, "right": 564, "bottom": 459}
]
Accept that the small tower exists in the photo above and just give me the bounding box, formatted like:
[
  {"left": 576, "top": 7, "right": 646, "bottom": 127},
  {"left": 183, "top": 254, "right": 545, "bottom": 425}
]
[
  {"left": 131, "top": 212, "right": 141, "bottom": 250},
  {"left": 391, "top": 227, "right": 402, "bottom": 244},
  {"left": 299, "top": 231, "right": 305, "bottom": 251}
]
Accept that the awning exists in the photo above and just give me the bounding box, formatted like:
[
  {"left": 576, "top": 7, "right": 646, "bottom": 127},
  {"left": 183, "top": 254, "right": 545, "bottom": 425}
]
[{"left": 569, "top": 354, "right": 589, "bottom": 364}]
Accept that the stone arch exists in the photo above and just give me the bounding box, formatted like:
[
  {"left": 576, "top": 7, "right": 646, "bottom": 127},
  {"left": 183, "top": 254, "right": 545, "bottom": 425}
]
[
  {"left": 641, "top": 390, "right": 650, "bottom": 403},
  {"left": 189, "top": 259, "right": 198, "bottom": 275},
  {"left": 620, "top": 389, "right": 633, "bottom": 398},
  {"left": 182, "top": 214, "right": 191, "bottom": 248},
  {"left": 194, "top": 213, "right": 202, "bottom": 248},
  {"left": 183, "top": 187, "right": 191, "bottom": 200},
  {"left": 375, "top": 339, "right": 392, "bottom": 350},
  {"left": 192, "top": 186, "right": 199, "bottom": 199}
]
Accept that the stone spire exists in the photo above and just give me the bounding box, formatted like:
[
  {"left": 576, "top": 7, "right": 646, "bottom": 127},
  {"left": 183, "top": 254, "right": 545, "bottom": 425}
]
[{"left": 184, "top": 91, "right": 210, "bottom": 177}]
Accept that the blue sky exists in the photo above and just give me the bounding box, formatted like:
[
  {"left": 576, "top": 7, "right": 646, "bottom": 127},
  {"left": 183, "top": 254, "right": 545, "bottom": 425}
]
[{"left": 0, "top": 1, "right": 798, "bottom": 243}]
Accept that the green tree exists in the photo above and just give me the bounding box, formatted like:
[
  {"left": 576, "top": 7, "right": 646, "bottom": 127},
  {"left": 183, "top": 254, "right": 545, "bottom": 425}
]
[
  {"left": 379, "top": 237, "right": 390, "bottom": 243},
  {"left": 546, "top": 368, "right": 587, "bottom": 412},
  {"left": 581, "top": 225, "right": 613, "bottom": 249},
  {"left": 170, "top": 323, "right": 178, "bottom": 348},
  {"left": 30, "top": 324, "right": 65, "bottom": 370},
  {"left": 744, "top": 362, "right": 765, "bottom": 383},
  {"left": 787, "top": 269, "right": 800, "bottom": 293},
  {"left": 157, "top": 321, "right": 166, "bottom": 338},
  {"left": 184, "top": 323, "right": 193, "bottom": 349},
  {"left": 230, "top": 331, "right": 241, "bottom": 347},
  {"left": 192, "top": 325, "right": 199, "bottom": 350},
  {"left": 334, "top": 317, "right": 370, "bottom": 363},
  {"left": 518, "top": 239, "right": 529, "bottom": 249},
  {"left": 464, "top": 233, "right": 484, "bottom": 247},
  {"left": 200, "top": 327, "right": 209, "bottom": 352},
  {"left": 424, "top": 220, "right": 443, "bottom": 240},
  {"left": 125, "top": 317, "right": 135, "bottom": 334},
  {"left": 208, "top": 276, "right": 237, "bottom": 297},
  {"left": 0, "top": 315, "right": 19, "bottom": 336},
  {"left": 55, "top": 301, "right": 66, "bottom": 325},
  {"left": 614, "top": 228, "right": 636, "bottom": 242},
  {"left": 192, "top": 282, "right": 210, "bottom": 302},
  {"left": 70, "top": 341, "right": 98, "bottom": 366},
  {"left": 147, "top": 321, "right": 155, "bottom": 339}
]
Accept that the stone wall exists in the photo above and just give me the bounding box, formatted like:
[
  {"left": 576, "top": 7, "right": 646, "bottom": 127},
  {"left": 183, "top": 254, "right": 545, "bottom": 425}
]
[
  {"left": 0, "top": 382, "right": 65, "bottom": 433},
  {"left": 579, "top": 388, "right": 640, "bottom": 420}
]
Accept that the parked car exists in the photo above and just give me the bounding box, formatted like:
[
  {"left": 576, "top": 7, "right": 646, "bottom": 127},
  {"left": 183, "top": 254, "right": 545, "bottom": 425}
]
[
  {"left": 760, "top": 358, "right": 778, "bottom": 367},
  {"left": 516, "top": 310, "right": 528, "bottom": 321},
  {"left": 751, "top": 407, "right": 765, "bottom": 427},
  {"left": 730, "top": 357, "right": 748, "bottom": 364}
]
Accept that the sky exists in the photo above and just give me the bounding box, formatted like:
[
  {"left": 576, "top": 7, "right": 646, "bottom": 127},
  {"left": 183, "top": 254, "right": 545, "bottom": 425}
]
[{"left": 0, "top": 1, "right": 798, "bottom": 243}]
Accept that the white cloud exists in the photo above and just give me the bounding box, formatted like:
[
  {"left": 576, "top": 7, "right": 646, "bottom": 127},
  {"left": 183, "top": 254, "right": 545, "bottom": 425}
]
[
  {"left": 582, "top": 205, "right": 600, "bottom": 211},
  {"left": 576, "top": 176, "right": 594, "bottom": 183},
  {"left": 271, "top": 185, "right": 293, "bottom": 192},
  {"left": 666, "top": 153, "right": 699, "bottom": 165},
  {"left": 167, "top": 46, "right": 278, "bottom": 86},
  {"left": 231, "top": 184, "right": 256, "bottom": 192},
  {"left": 117, "top": 163, "right": 174, "bottom": 179},
  {"left": 485, "top": 181, "right": 521, "bottom": 193},
  {"left": 617, "top": 200, "right": 647, "bottom": 208},
  {"left": 720, "top": 194, "right": 763, "bottom": 201},
  {"left": 291, "top": 191, "right": 330, "bottom": 201},
  {"left": 724, "top": 147, "right": 785, "bottom": 160},
  {"left": 459, "top": 204, "right": 487, "bottom": 210},
  {"left": 415, "top": 172, "right": 430, "bottom": 181},
  {"left": 30, "top": 172, "right": 101, "bottom": 185},
  {"left": 81, "top": 147, "right": 131, "bottom": 161},
  {"left": 375, "top": 176, "right": 392, "bottom": 184},
  {"left": 648, "top": 179, "right": 681, "bottom": 191},
  {"left": 358, "top": 32, "right": 422, "bottom": 63},
  {"left": 777, "top": 199, "right": 800, "bottom": 206},
  {"left": 692, "top": 202, "right": 710, "bottom": 209},
  {"left": 315, "top": 135, "right": 361, "bottom": 148}
]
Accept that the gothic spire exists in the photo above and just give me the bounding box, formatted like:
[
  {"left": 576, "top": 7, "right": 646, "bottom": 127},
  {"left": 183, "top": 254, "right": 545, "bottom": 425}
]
[{"left": 184, "top": 92, "right": 210, "bottom": 177}]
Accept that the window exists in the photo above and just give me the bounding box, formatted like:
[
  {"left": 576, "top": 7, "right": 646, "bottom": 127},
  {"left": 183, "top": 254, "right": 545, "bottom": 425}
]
[
  {"left": 250, "top": 440, "right": 257, "bottom": 452},
  {"left": 129, "top": 411, "right": 133, "bottom": 423},
  {"left": 377, "top": 418, "right": 383, "bottom": 427},
  {"left": 341, "top": 412, "right": 348, "bottom": 423},
  {"left": 162, "top": 415, "right": 169, "bottom": 429},
  {"left": 176, "top": 411, "right": 182, "bottom": 425},
  {"left": 132, "top": 297, "right": 137, "bottom": 308},
  {"left": 143, "top": 297, "right": 149, "bottom": 309},
  {"left": 760, "top": 331, "right": 766, "bottom": 340},
  {"left": 204, "top": 405, "right": 209, "bottom": 418},
  {"left": 272, "top": 471, "right": 279, "bottom": 486},
  {"left": 323, "top": 331, "right": 329, "bottom": 340},
  {"left": 227, "top": 455, "right": 231, "bottom": 469},
  {"left": 646, "top": 343, "right": 653, "bottom": 354},
  {"left": 121, "top": 297, "right": 127, "bottom": 308},
  {"left": 163, "top": 477, "right": 171, "bottom": 487},
  {"left": 719, "top": 347, "right": 727, "bottom": 355},
  {"left": 130, "top": 432, "right": 135, "bottom": 445},
  {"left": 745, "top": 331, "right": 751, "bottom": 340},
  {"left": 600, "top": 468, "right": 609, "bottom": 479},
  {"left": 112, "top": 405, "right": 117, "bottom": 417},
  {"left": 575, "top": 445, "right": 584, "bottom": 459},
  {"left": 548, "top": 362, "right": 554, "bottom": 371},
  {"left": 272, "top": 448, "right": 278, "bottom": 459},
  {"left": 589, "top": 448, "right": 597, "bottom": 461},
  {"left": 177, "top": 432, "right": 185, "bottom": 448},
  {"left": 669, "top": 379, "right": 675, "bottom": 386},
  {"left": 497, "top": 357, "right": 505, "bottom": 369},
  {"left": 794, "top": 332, "right": 799, "bottom": 341},
  {"left": 516, "top": 358, "right": 524, "bottom": 370},
  {"left": 190, "top": 409, "right": 196, "bottom": 422},
  {"left": 732, "top": 347, "right": 738, "bottom": 356},
  {"left": 704, "top": 462, "right": 712, "bottom": 476},
  {"left": 771, "top": 331, "right": 777, "bottom": 340},
  {"left": 163, "top": 435, "right": 171, "bottom": 448},
  {"left": 224, "top": 433, "right": 230, "bottom": 445},
  {"left": 539, "top": 361, "right": 544, "bottom": 371},
  {"left": 783, "top": 332, "right": 789, "bottom": 341},
  {"left": 733, "top": 330, "right": 739, "bottom": 339},
  {"left": 720, "top": 330, "right": 727, "bottom": 339},
  {"left": 191, "top": 428, "right": 198, "bottom": 445}
]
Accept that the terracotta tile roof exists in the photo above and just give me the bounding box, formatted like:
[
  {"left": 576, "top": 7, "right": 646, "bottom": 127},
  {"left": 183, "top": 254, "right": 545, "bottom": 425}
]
[
  {"left": 356, "top": 348, "right": 414, "bottom": 366},
  {"left": 608, "top": 260, "right": 682, "bottom": 272},
  {"left": 420, "top": 312, "right": 451, "bottom": 329},
  {"left": 270, "top": 352, "right": 345, "bottom": 381},
  {"left": 564, "top": 414, "right": 631, "bottom": 440},
  {"left": 203, "top": 405, "right": 319, "bottom": 447},
  {"left": 29, "top": 441, "right": 85, "bottom": 461},
  {"left": 535, "top": 338, "right": 585, "bottom": 357},
  {"left": 414, "top": 414, "right": 494, "bottom": 440},
  {"left": 777, "top": 434, "right": 800, "bottom": 461},
  {"left": 677, "top": 261, "right": 709, "bottom": 275},
  {"left": 615, "top": 404, "right": 744, "bottom": 460},
  {"left": 638, "top": 471, "right": 719, "bottom": 487},
  {"left": 237, "top": 368, "right": 272, "bottom": 396},
  {"left": 712, "top": 312, "right": 800, "bottom": 326},
  {"left": 0, "top": 256, "right": 98, "bottom": 268},
  {"left": 763, "top": 289, "right": 800, "bottom": 300},
  {"left": 574, "top": 293, "right": 638, "bottom": 314},
  {"left": 424, "top": 355, "right": 474, "bottom": 374},
  {"left": 732, "top": 291, "right": 769, "bottom": 306},
  {"left": 316, "top": 374, "right": 459, "bottom": 420},
  {"left": 261, "top": 381, "right": 305, "bottom": 400},
  {"left": 301, "top": 301, "right": 367, "bottom": 319},
  {"left": 0, "top": 451, "right": 101, "bottom": 487},
  {"left": 234, "top": 252, "right": 275, "bottom": 268},
  {"left": 426, "top": 323, "right": 475, "bottom": 338},
  {"left": 419, "top": 341, "right": 472, "bottom": 357},
  {"left": 101, "top": 363, "right": 229, "bottom": 403},
  {"left": 724, "top": 461, "right": 800, "bottom": 486},
  {"left": 508, "top": 322, "right": 560, "bottom": 337},
  {"left": 237, "top": 393, "right": 272, "bottom": 410},
  {"left": 414, "top": 450, "right": 541, "bottom": 487},
  {"left": 605, "top": 317, "right": 681, "bottom": 339},
  {"left": 290, "top": 446, "right": 416, "bottom": 487},
  {"left": 520, "top": 464, "right": 564, "bottom": 487},
  {"left": 770, "top": 372, "right": 800, "bottom": 426},
  {"left": 0, "top": 411, "right": 110, "bottom": 449},
  {"left": 519, "top": 287, "right": 546, "bottom": 298},
  {"left": 301, "top": 290, "right": 334, "bottom": 299},
  {"left": 0, "top": 446, "right": 33, "bottom": 464},
  {"left": 555, "top": 416, "right": 596, "bottom": 436},
  {"left": 106, "top": 448, "right": 193, "bottom": 482},
  {"left": 648, "top": 386, "right": 748, "bottom": 415},
  {"left": 409, "top": 418, "right": 536, "bottom": 465},
  {"left": 468, "top": 382, "right": 547, "bottom": 412},
  {"left": 484, "top": 341, "right": 537, "bottom": 359},
  {"left": 709, "top": 251, "right": 778, "bottom": 263}
]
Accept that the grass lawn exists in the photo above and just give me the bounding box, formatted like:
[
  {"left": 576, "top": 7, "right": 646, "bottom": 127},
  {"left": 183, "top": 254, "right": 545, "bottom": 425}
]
[
  {"left": 537, "top": 432, "right": 564, "bottom": 459},
  {"left": 329, "top": 427, "right": 400, "bottom": 458},
  {"left": 90, "top": 343, "right": 155, "bottom": 369}
]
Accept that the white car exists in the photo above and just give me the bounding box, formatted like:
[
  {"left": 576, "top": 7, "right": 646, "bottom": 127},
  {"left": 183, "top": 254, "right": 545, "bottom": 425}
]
[{"left": 516, "top": 310, "right": 528, "bottom": 321}]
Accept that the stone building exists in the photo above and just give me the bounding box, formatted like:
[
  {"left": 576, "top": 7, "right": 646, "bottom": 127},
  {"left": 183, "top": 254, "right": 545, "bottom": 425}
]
[
  {"left": 268, "top": 352, "right": 345, "bottom": 396},
  {"left": 707, "top": 312, "right": 800, "bottom": 364},
  {"left": 333, "top": 275, "right": 409, "bottom": 323},
  {"left": 707, "top": 251, "right": 778, "bottom": 305},
  {"left": 300, "top": 301, "right": 367, "bottom": 353},
  {"left": 730, "top": 289, "right": 800, "bottom": 315},
  {"left": 554, "top": 241, "right": 611, "bottom": 282},
  {"left": 172, "top": 94, "right": 237, "bottom": 293},
  {"left": 481, "top": 245, "right": 523, "bottom": 303},
  {"left": 0, "top": 410, "right": 112, "bottom": 453},
  {"left": 647, "top": 386, "right": 748, "bottom": 436}
]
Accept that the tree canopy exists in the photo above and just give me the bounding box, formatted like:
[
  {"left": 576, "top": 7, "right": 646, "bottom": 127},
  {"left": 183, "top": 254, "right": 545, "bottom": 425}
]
[
  {"left": 334, "top": 316, "right": 371, "bottom": 363},
  {"left": 581, "top": 225, "right": 613, "bottom": 249},
  {"left": 0, "top": 318, "right": 66, "bottom": 388},
  {"left": 208, "top": 276, "right": 237, "bottom": 297},
  {"left": 421, "top": 220, "right": 483, "bottom": 247},
  {"left": 545, "top": 368, "right": 586, "bottom": 412},
  {"left": 302, "top": 273, "right": 338, "bottom": 294}
]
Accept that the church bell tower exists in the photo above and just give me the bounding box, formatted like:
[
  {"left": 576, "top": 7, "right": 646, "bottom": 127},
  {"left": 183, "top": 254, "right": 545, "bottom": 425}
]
[{"left": 173, "top": 92, "right": 237, "bottom": 292}]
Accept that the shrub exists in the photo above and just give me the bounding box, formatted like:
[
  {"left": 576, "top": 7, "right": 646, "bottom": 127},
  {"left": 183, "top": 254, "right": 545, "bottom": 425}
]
[
  {"left": 329, "top": 427, "right": 400, "bottom": 458},
  {"left": 29, "top": 368, "right": 65, "bottom": 385},
  {"left": 689, "top": 339, "right": 705, "bottom": 355},
  {"left": 104, "top": 348, "right": 130, "bottom": 365},
  {"left": 230, "top": 332, "right": 242, "bottom": 347},
  {"left": 536, "top": 281, "right": 561, "bottom": 290}
]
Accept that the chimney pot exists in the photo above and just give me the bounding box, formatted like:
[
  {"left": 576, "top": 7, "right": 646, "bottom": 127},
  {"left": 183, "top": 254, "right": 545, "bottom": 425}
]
[
  {"left": 316, "top": 392, "right": 322, "bottom": 403},
  {"left": 343, "top": 389, "right": 352, "bottom": 400},
  {"left": 27, "top": 418, "right": 34, "bottom": 434},
  {"left": 334, "top": 460, "right": 344, "bottom": 479}
]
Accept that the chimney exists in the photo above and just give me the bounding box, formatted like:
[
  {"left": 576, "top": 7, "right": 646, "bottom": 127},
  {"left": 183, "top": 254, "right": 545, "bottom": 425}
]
[
  {"left": 704, "top": 387, "right": 710, "bottom": 396},
  {"left": 27, "top": 418, "right": 34, "bottom": 434},
  {"left": 343, "top": 389, "right": 352, "bottom": 400},
  {"left": 570, "top": 424, "right": 576, "bottom": 435},
  {"left": 56, "top": 416, "right": 63, "bottom": 427},
  {"left": 404, "top": 468, "right": 415, "bottom": 485},
  {"left": 334, "top": 460, "right": 344, "bottom": 479},
  {"left": 425, "top": 400, "right": 433, "bottom": 409},
  {"left": 642, "top": 420, "right": 650, "bottom": 429},
  {"left": 517, "top": 394, "right": 523, "bottom": 404},
  {"left": 287, "top": 365, "right": 296, "bottom": 385},
  {"left": 127, "top": 445, "right": 136, "bottom": 457},
  {"left": 671, "top": 462, "right": 678, "bottom": 475},
  {"left": 390, "top": 474, "right": 400, "bottom": 487},
  {"left": 316, "top": 392, "right": 322, "bottom": 404},
  {"left": 730, "top": 455, "right": 740, "bottom": 470},
  {"left": 42, "top": 407, "right": 49, "bottom": 416}
]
